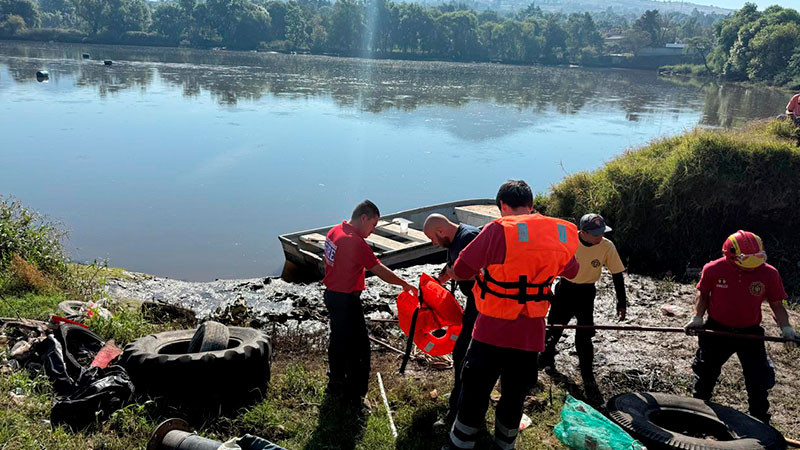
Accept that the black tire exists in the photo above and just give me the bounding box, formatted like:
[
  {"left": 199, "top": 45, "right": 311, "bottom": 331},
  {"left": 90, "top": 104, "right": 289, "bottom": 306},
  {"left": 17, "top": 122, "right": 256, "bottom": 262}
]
[
  {"left": 121, "top": 327, "right": 271, "bottom": 404},
  {"left": 607, "top": 392, "right": 786, "bottom": 450},
  {"left": 187, "top": 321, "right": 230, "bottom": 353}
]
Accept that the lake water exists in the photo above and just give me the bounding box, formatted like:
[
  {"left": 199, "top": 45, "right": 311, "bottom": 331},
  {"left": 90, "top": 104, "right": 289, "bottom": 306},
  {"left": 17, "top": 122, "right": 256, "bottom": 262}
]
[{"left": 0, "top": 41, "right": 790, "bottom": 280}]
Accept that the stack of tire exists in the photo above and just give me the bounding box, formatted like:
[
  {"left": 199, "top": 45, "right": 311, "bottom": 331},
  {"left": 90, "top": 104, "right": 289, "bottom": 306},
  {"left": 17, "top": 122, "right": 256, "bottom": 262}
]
[{"left": 121, "top": 321, "right": 271, "bottom": 407}]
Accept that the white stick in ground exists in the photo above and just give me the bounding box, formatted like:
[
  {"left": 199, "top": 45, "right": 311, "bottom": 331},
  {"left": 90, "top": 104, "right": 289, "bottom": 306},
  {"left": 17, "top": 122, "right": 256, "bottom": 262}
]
[{"left": 377, "top": 372, "right": 398, "bottom": 438}]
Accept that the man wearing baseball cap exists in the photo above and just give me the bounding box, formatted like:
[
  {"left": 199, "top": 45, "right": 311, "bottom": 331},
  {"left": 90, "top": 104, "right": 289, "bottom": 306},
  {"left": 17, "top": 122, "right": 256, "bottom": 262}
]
[{"left": 539, "top": 213, "right": 627, "bottom": 405}]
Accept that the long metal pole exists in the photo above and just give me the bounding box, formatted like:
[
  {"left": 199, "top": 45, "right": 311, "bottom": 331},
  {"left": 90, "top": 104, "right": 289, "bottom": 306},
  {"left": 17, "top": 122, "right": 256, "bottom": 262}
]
[
  {"left": 548, "top": 324, "right": 796, "bottom": 343},
  {"left": 368, "top": 319, "right": 796, "bottom": 343}
]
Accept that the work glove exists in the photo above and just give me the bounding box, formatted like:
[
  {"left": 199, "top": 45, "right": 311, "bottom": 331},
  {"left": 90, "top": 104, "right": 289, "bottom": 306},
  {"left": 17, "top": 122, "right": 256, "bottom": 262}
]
[
  {"left": 616, "top": 300, "right": 627, "bottom": 321},
  {"left": 781, "top": 326, "right": 800, "bottom": 348},
  {"left": 684, "top": 315, "right": 704, "bottom": 335}
]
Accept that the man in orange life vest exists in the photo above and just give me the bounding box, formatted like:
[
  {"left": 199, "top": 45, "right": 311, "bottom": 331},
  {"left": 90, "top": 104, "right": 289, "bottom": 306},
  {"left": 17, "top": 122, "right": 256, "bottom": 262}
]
[
  {"left": 323, "top": 200, "right": 417, "bottom": 408},
  {"left": 445, "top": 180, "right": 580, "bottom": 450},
  {"left": 423, "top": 213, "right": 481, "bottom": 428},
  {"left": 685, "top": 230, "right": 799, "bottom": 424}
]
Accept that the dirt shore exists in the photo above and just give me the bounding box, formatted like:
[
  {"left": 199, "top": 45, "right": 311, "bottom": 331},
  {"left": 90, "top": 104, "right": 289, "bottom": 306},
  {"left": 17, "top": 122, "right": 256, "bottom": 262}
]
[{"left": 106, "top": 266, "right": 800, "bottom": 440}]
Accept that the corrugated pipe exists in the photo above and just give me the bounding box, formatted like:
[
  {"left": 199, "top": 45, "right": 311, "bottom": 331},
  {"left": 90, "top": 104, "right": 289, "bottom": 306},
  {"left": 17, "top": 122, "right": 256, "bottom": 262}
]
[{"left": 148, "top": 419, "right": 285, "bottom": 450}]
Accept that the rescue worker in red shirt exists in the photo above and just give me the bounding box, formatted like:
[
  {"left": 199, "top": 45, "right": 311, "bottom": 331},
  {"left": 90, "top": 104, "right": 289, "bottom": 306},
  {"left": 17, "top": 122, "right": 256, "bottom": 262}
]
[
  {"left": 445, "top": 180, "right": 580, "bottom": 450},
  {"left": 685, "top": 230, "right": 799, "bottom": 424},
  {"left": 323, "top": 200, "right": 417, "bottom": 409},
  {"left": 786, "top": 91, "right": 800, "bottom": 124}
]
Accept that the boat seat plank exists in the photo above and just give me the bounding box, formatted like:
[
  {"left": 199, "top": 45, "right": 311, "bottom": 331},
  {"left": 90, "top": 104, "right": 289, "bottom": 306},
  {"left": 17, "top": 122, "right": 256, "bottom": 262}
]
[
  {"left": 377, "top": 223, "right": 429, "bottom": 243},
  {"left": 454, "top": 205, "right": 500, "bottom": 227},
  {"left": 299, "top": 233, "right": 327, "bottom": 250},
  {"left": 365, "top": 234, "right": 412, "bottom": 252}
]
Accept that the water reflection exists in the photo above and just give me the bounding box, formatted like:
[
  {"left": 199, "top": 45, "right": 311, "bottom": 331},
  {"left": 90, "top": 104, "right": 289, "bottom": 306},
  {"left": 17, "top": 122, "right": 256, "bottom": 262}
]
[
  {"left": 1, "top": 40, "right": 787, "bottom": 129},
  {"left": 0, "top": 40, "right": 790, "bottom": 280}
]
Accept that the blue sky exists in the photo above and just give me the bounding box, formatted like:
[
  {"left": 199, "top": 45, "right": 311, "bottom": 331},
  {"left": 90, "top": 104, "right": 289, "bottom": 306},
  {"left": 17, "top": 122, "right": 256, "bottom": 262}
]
[{"left": 704, "top": 0, "right": 796, "bottom": 10}]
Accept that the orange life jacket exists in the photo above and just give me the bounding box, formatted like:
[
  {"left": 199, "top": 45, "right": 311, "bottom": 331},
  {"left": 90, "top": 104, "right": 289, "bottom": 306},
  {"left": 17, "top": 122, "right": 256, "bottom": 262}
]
[
  {"left": 397, "top": 274, "right": 464, "bottom": 356},
  {"left": 473, "top": 214, "right": 578, "bottom": 320}
]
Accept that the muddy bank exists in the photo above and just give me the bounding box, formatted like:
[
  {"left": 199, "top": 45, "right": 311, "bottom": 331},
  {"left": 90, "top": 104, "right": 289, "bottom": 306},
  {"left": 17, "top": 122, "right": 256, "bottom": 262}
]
[
  {"left": 106, "top": 266, "right": 800, "bottom": 438},
  {"left": 106, "top": 265, "right": 443, "bottom": 336}
]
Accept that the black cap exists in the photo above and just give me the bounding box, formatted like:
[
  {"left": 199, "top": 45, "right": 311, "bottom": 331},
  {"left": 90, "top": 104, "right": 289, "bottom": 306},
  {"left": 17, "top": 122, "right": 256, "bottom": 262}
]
[{"left": 579, "top": 214, "right": 612, "bottom": 236}]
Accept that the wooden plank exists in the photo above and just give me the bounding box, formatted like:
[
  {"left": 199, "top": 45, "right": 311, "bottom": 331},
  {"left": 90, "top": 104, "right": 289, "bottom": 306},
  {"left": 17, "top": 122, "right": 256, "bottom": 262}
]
[
  {"left": 365, "top": 234, "right": 410, "bottom": 252},
  {"left": 299, "top": 233, "right": 327, "bottom": 250},
  {"left": 454, "top": 205, "right": 500, "bottom": 227},
  {"left": 378, "top": 223, "right": 429, "bottom": 243}
]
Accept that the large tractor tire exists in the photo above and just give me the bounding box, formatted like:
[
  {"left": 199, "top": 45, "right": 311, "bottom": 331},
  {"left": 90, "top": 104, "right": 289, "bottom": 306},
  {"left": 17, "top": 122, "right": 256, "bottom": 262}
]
[
  {"left": 607, "top": 392, "right": 786, "bottom": 450},
  {"left": 121, "top": 327, "right": 271, "bottom": 405}
]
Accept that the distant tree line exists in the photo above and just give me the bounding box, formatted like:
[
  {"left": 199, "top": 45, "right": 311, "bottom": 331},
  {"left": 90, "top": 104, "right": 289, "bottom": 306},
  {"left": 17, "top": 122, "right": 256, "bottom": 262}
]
[{"left": 0, "top": 0, "right": 758, "bottom": 69}]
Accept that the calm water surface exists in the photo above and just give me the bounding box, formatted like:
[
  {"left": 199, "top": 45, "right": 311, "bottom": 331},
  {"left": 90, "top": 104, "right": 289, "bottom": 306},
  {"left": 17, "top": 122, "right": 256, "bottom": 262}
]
[{"left": 0, "top": 41, "right": 789, "bottom": 280}]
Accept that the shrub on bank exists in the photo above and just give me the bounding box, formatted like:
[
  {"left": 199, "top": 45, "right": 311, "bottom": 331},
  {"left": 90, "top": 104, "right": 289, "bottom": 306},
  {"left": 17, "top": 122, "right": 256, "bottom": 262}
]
[
  {"left": 545, "top": 119, "right": 800, "bottom": 295},
  {"left": 0, "top": 197, "right": 69, "bottom": 294}
]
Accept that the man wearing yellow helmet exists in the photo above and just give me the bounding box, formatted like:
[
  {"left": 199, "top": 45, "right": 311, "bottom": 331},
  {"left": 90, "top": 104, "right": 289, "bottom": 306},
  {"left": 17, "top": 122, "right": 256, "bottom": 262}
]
[{"left": 685, "top": 230, "right": 799, "bottom": 423}]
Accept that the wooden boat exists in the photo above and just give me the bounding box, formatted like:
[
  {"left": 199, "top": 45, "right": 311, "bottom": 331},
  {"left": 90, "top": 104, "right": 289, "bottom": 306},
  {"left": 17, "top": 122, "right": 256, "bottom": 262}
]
[{"left": 279, "top": 199, "right": 500, "bottom": 278}]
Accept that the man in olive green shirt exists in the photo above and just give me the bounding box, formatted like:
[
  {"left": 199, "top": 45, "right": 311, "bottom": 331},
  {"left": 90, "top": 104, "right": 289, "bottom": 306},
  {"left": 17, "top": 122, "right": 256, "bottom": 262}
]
[{"left": 539, "top": 214, "right": 626, "bottom": 405}]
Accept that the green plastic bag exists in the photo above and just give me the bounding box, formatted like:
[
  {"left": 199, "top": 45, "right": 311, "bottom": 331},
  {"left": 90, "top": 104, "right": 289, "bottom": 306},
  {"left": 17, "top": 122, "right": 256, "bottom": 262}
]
[{"left": 553, "top": 396, "right": 645, "bottom": 450}]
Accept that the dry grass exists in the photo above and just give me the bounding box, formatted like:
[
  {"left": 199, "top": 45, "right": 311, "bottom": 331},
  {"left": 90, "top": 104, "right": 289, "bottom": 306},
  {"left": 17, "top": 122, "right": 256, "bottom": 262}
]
[{"left": 9, "top": 253, "right": 54, "bottom": 293}]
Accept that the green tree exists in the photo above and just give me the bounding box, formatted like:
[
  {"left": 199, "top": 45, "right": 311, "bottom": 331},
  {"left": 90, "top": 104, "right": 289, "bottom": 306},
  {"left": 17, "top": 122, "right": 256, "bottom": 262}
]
[
  {"left": 265, "top": 1, "right": 288, "bottom": 40},
  {"left": 686, "top": 36, "right": 713, "bottom": 73},
  {"left": 565, "top": 12, "right": 602, "bottom": 60},
  {"left": 285, "top": 2, "right": 309, "bottom": 49},
  {"left": 364, "top": 0, "right": 391, "bottom": 54},
  {"left": 495, "top": 20, "right": 525, "bottom": 62},
  {"left": 0, "top": 13, "right": 26, "bottom": 35},
  {"left": 71, "top": 0, "right": 151, "bottom": 35},
  {"left": 0, "top": 0, "right": 40, "bottom": 28},
  {"left": 308, "top": 14, "right": 327, "bottom": 51},
  {"left": 200, "top": 0, "right": 271, "bottom": 49},
  {"left": 436, "top": 10, "right": 480, "bottom": 59},
  {"left": 542, "top": 14, "right": 567, "bottom": 62},
  {"left": 394, "top": 2, "right": 433, "bottom": 53},
  {"left": 327, "top": 0, "right": 364, "bottom": 54},
  {"left": 634, "top": 9, "right": 671, "bottom": 47},
  {"left": 152, "top": 2, "right": 191, "bottom": 41},
  {"left": 746, "top": 22, "right": 800, "bottom": 82}
]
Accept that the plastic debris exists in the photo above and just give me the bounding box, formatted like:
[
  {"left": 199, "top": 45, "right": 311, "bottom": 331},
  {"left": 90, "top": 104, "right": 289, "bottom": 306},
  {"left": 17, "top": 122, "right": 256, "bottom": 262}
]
[
  {"left": 34, "top": 324, "right": 133, "bottom": 429},
  {"left": 91, "top": 340, "right": 122, "bottom": 369},
  {"left": 10, "top": 340, "right": 32, "bottom": 357},
  {"left": 554, "top": 396, "right": 645, "bottom": 450},
  {"left": 519, "top": 413, "right": 532, "bottom": 431}
]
